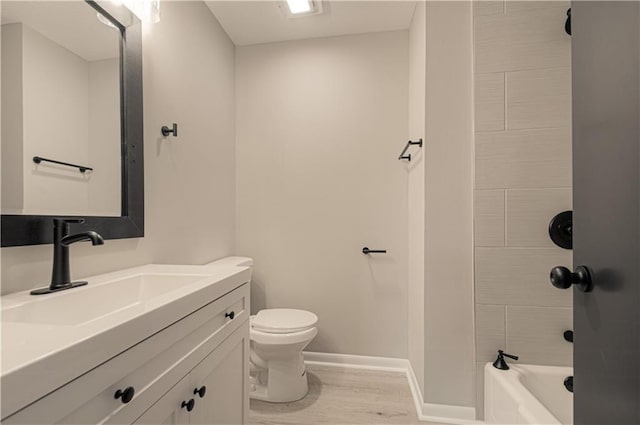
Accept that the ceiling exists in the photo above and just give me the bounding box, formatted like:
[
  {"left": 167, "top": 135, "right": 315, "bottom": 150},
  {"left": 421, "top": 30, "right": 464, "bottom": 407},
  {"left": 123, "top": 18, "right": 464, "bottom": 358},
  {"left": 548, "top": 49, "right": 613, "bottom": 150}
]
[
  {"left": 205, "top": 1, "right": 417, "bottom": 46},
  {"left": 1, "top": 1, "right": 121, "bottom": 62}
]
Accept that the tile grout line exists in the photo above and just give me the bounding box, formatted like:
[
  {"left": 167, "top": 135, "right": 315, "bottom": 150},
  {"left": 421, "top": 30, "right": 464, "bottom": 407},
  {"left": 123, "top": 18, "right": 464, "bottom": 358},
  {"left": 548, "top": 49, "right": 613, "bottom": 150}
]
[
  {"left": 503, "top": 304, "right": 508, "bottom": 353},
  {"left": 503, "top": 71, "right": 507, "bottom": 132},
  {"left": 503, "top": 189, "right": 507, "bottom": 247}
]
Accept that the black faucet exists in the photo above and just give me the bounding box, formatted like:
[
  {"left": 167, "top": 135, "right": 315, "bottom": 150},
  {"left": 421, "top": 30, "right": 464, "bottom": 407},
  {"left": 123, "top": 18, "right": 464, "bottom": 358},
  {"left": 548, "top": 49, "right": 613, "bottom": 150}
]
[
  {"left": 30, "top": 218, "right": 104, "bottom": 295},
  {"left": 493, "top": 350, "right": 519, "bottom": 370}
]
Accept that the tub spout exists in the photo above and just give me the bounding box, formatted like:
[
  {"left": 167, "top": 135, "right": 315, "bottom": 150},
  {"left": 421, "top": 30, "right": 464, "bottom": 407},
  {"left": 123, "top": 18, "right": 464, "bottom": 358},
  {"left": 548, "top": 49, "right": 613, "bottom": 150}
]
[{"left": 493, "top": 350, "right": 519, "bottom": 370}]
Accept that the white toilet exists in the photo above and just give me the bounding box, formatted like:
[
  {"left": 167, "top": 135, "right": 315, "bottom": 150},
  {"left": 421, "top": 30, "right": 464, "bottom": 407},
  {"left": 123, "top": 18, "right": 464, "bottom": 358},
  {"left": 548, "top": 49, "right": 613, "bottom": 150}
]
[
  {"left": 250, "top": 308, "right": 318, "bottom": 402},
  {"left": 207, "top": 257, "right": 318, "bottom": 403}
]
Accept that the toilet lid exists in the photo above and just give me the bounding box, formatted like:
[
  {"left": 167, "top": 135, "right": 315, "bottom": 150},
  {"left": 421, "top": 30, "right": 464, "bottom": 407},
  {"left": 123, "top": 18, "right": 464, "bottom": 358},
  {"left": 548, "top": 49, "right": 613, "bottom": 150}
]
[{"left": 251, "top": 309, "right": 318, "bottom": 334}]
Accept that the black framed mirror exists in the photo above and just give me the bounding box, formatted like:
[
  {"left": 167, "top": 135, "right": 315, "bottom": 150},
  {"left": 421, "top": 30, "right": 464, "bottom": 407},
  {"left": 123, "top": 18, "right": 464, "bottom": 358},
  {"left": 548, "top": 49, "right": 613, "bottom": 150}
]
[{"left": 1, "top": 0, "right": 144, "bottom": 247}]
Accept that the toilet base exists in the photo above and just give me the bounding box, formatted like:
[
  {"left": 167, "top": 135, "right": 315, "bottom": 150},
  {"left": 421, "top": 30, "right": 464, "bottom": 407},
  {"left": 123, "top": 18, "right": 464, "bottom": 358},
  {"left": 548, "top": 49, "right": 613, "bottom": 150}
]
[
  {"left": 249, "top": 353, "right": 310, "bottom": 403},
  {"left": 250, "top": 380, "right": 309, "bottom": 403}
]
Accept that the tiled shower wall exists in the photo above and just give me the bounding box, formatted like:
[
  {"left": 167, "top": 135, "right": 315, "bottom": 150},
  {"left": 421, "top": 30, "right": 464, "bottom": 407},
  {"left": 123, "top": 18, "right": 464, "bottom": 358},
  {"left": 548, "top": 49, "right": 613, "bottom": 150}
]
[{"left": 473, "top": 1, "right": 573, "bottom": 417}]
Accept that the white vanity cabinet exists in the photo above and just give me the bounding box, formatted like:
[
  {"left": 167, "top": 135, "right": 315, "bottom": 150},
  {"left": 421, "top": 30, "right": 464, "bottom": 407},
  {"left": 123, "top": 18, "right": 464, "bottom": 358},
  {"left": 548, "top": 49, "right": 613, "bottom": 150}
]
[
  {"left": 2, "top": 280, "right": 250, "bottom": 425},
  {"left": 189, "top": 327, "right": 247, "bottom": 425},
  {"left": 135, "top": 328, "right": 248, "bottom": 425},
  {"left": 133, "top": 375, "right": 191, "bottom": 425}
]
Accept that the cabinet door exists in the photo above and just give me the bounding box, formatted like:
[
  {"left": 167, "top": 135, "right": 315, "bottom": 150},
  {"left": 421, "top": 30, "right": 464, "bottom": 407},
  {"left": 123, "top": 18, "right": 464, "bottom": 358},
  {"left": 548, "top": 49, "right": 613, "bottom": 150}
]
[
  {"left": 133, "top": 376, "right": 190, "bottom": 425},
  {"left": 189, "top": 321, "right": 249, "bottom": 425}
]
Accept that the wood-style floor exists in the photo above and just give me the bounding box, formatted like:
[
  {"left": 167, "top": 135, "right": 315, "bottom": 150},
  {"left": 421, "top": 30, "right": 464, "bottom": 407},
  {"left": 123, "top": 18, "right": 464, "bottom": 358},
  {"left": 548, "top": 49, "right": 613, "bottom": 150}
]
[{"left": 248, "top": 364, "right": 446, "bottom": 425}]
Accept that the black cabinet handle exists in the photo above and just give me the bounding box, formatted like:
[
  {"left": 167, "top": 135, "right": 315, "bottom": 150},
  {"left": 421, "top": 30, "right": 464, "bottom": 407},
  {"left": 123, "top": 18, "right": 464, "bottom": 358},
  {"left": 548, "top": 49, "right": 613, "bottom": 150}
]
[
  {"left": 550, "top": 265, "right": 593, "bottom": 292},
  {"left": 114, "top": 386, "right": 135, "bottom": 404},
  {"left": 225, "top": 311, "right": 235, "bottom": 320},
  {"left": 181, "top": 398, "right": 195, "bottom": 412},
  {"left": 194, "top": 386, "right": 207, "bottom": 398}
]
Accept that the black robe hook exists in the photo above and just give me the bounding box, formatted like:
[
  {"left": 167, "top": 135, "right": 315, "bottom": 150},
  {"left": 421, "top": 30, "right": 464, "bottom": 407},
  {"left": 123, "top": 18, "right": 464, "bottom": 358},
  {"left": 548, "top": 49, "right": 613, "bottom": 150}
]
[{"left": 565, "top": 8, "right": 571, "bottom": 36}]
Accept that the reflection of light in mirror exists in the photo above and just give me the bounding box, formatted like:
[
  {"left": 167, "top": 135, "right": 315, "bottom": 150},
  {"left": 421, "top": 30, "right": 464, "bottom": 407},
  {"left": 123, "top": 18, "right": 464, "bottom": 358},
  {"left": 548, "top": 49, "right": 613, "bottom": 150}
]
[
  {"left": 96, "top": 12, "right": 118, "bottom": 29},
  {"left": 122, "top": 0, "right": 160, "bottom": 24}
]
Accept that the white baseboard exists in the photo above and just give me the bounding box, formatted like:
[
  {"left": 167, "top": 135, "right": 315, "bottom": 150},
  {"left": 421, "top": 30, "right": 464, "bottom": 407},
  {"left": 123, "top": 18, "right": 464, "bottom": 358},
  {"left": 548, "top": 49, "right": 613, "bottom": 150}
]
[
  {"left": 303, "top": 351, "right": 482, "bottom": 425},
  {"left": 421, "top": 403, "right": 480, "bottom": 424},
  {"left": 303, "top": 351, "right": 409, "bottom": 371}
]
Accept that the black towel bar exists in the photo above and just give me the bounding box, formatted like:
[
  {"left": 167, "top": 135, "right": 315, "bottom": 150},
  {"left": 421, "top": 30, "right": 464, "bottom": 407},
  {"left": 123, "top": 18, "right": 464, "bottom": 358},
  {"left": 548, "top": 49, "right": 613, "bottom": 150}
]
[
  {"left": 398, "top": 139, "right": 423, "bottom": 161},
  {"left": 33, "top": 156, "right": 93, "bottom": 173}
]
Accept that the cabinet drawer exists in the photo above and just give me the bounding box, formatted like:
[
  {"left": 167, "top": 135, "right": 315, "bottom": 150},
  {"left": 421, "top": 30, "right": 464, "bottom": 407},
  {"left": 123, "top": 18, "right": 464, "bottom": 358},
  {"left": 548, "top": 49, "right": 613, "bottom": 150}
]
[{"left": 4, "top": 284, "right": 249, "bottom": 425}]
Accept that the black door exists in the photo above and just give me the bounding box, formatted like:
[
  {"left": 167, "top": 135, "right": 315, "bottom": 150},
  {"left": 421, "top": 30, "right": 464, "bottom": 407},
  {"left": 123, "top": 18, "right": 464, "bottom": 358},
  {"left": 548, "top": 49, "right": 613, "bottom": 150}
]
[{"left": 572, "top": 2, "right": 640, "bottom": 424}]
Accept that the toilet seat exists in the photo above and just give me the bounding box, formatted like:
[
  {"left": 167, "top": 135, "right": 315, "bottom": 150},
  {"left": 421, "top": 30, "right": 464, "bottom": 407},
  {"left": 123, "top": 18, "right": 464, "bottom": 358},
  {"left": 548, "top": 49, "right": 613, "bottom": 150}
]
[
  {"left": 251, "top": 309, "right": 318, "bottom": 334},
  {"left": 250, "top": 326, "right": 318, "bottom": 345}
]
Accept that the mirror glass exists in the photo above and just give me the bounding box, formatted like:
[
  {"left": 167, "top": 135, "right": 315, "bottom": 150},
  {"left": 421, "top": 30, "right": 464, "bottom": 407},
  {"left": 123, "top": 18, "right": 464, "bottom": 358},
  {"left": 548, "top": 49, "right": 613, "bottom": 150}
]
[{"left": 1, "top": 1, "right": 122, "bottom": 217}]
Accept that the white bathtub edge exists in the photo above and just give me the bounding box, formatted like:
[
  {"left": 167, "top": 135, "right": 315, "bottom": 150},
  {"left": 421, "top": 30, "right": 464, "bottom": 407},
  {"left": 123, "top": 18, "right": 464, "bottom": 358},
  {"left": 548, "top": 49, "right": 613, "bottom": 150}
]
[{"left": 484, "top": 362, "right": 569, "bottom": 425}]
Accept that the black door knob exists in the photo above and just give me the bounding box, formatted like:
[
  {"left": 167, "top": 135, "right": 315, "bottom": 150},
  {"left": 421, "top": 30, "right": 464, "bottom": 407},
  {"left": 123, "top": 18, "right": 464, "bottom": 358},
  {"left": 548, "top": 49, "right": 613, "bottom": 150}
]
[
  {"left": 225, "top": 311, "right": 235, "bottom": 320},
  {"left": 114, "top": 386, "right": 135, "bottom": 404},
  {"left": 181, "top": 398, "right": 195, "bottom": 412},
  {"left": 194, "top": 385, "right": 207, "bottom": 398},
  {"left": 550, "top": 265, "right": 593, "bottom": 292}
]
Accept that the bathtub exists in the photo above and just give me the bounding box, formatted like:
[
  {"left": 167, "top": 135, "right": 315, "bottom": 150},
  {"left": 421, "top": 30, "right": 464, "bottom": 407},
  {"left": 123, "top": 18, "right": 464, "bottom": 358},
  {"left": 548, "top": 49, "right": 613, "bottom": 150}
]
[{"left": 484, "top": 363, "right": 573, "bottom": 425}]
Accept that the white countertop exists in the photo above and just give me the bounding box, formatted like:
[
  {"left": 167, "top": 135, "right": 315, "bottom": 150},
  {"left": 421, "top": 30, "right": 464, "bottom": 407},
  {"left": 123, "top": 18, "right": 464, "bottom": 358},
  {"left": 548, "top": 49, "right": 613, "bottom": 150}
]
[{"left": 1, "top": 264, "right": 250, "bottom": 419}]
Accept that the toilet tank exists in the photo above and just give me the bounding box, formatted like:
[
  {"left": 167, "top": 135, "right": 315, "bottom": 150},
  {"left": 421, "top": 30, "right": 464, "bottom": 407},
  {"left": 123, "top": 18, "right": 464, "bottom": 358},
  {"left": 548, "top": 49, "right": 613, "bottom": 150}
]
[{"left": 206, "top": 256, "right": 253, "bottom": 279}]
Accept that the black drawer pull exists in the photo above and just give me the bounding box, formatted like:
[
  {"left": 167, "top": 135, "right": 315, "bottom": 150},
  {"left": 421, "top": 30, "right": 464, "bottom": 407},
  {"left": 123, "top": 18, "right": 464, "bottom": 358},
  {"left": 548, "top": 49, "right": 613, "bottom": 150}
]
[
  {"left": 225, "top": 311, "right": 235, "bottom": 320},
  {"left": 114, "top": 386, "right": 135, "bottom": 404},
  {"left": 194, "top": 385, "right": 207, "bottom": 398},
  {"left": 181, "top": 398, "right": 195, "bottom": 412}
]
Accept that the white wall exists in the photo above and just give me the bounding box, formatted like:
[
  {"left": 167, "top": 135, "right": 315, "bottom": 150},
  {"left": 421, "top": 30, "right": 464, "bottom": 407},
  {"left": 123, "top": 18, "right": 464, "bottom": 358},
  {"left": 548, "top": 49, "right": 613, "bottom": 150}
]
[
  {"left": 423, "top": 1, "right": 475, "bottom": 408},
  {"left": 142, "top": 0, "right": 236, "bottom": 265},
  {"left": 407, "top": 0, "right": 426, "bottom": 396},
  {"left": 1, "top": 1, "right": 237, "bottom": 295},
  {"left": 236, "top": 31, "right": 409, "bottom": 357},
  {"left": 1, "top": 24, "right": 23, "bottom": 214},
  {"left": 88, "top": 58, "right": 121, "bottom": 217}
]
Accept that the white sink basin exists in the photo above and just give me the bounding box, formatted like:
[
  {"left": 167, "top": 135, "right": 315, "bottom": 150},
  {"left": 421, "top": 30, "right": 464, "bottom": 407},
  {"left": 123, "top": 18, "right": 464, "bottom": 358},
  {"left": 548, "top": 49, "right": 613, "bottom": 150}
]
[
  {"left": 1, "top": 264, "right": 251, "bottom": 418},
  {"left": 2, "top": 273, "right": 209, "bottom": 326}
]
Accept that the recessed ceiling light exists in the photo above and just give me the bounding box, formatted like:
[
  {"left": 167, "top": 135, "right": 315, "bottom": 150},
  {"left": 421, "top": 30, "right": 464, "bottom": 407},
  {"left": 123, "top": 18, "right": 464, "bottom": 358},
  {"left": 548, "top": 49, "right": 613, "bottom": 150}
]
[
  {"left": 287, "top": 0, "right": 311, "bottom": 14},
  {"left": 279, "top": 0, "right": 323, "bottom": 18}
]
